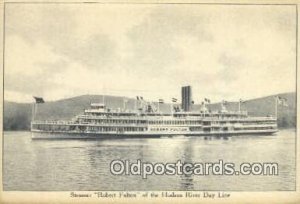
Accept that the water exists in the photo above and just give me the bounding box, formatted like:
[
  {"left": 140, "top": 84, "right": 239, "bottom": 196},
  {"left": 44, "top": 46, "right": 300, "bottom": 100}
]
[{"left": 3, "top": 130, "right": 296, "bottom": 191}]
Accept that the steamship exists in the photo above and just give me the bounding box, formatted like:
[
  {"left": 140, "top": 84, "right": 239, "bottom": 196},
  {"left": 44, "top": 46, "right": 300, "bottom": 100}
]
[{"left": 31, "top": 86, "right": 278, "bottom": 139}]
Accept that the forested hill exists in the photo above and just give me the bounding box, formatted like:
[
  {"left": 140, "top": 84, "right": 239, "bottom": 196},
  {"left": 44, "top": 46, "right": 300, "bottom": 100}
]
[{"left": 3, "top": 92, "right": 296, "bottom": 130}]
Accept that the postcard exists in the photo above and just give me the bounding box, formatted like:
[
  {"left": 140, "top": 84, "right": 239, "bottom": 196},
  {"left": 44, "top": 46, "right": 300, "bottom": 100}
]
[{"left": 1, "top": 0, "right": 299, "bottom": 203}]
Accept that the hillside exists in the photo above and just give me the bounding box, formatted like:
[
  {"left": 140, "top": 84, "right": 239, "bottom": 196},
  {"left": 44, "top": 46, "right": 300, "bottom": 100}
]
[{"left": 3, "top": 92, "right": 296, "bottom": 130}]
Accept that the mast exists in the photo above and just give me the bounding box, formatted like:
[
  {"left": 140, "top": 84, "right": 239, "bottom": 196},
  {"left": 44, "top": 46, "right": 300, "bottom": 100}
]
[
  {"left": 32, "top": 96, "right": 44, "bottom": 122},
  {"left": 31, "top": 102, "right": 36, "bottom": 131},
  {"left": 31, "top": 103, "right": 36, "bottom": 122},
  {"left": 238, "top": 99, "right": 243, "bottom": 113},
  {"left": 275, "top": 96, "right": 278, "bottom": 118},
  {"left": 123, "top": 98, "right": 126, "bottom": 111},
  {"left": 102, "top": 95, "right": 105, "bottom": 104}
]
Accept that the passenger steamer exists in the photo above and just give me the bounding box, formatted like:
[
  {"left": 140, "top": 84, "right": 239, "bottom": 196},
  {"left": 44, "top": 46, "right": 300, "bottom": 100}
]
[{"left": 31, "top": 86, "right": 278, "bottom": 139}]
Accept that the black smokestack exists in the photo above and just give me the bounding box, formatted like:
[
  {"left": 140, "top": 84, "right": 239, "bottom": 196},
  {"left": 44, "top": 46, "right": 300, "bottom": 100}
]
[{"left": 181, "top": 86, "right": 192, "bottom": 112}]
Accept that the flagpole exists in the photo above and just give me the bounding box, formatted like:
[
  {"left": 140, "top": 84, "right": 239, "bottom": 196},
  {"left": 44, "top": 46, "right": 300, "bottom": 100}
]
[
  {"left": 238, "top": 100, "right": 241, "bottom": 113},
  {"left": 34, "top": 103, "right": 38, "bottom": 121},
  {"left": 32, "top": 103, "right": 35, "bottom": 121},
  {"left": 123, "top": 99, "right": 126, "bottom": 111},
  {"left": 275, "top": 96, "right": 278, "bottom": 118},
  {"left": 158, "top": 102, "right": 160, "bottom": 113}
]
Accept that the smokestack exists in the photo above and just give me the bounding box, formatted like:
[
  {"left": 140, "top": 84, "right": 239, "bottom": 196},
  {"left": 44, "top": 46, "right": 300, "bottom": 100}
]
[{"left": 181, "top": 86, "right": 192, "bottom": 112}]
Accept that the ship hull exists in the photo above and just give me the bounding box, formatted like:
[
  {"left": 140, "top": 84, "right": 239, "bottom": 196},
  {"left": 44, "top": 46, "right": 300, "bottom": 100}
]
[{"left": 31, "top": 129, "right": 278, "bottom": 139}]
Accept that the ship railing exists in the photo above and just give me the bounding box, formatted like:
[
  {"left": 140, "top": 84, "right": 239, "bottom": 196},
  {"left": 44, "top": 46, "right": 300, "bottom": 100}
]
[
  {"left": 241, "top": 116, "right": 277, "bottom": 120},
  {"left": 31, "top": 120, "right": 149, "bottom": 127},
  {"left": 203, "top": 116, "right": 276, "bottom": 121},
  {"left": 77, "top": 114, "right": 203, "bottom": 121},
  {"left": 79, "top": 123, "right": 148, "bottom": 127},
  {"left": 84, "top": 109, "right": 106, "bottom": 113},
  {"left": 238, "top": 124, "right": 277, "bottom": 127},
  {"left": 32, "top": 120, "right": 75, "bottom": 125},
  {"left": 212, "top": 110, "right": 248, "bottom": 115},
  {"left": 207, "top": 123, "right": 277, "bottom": 127},
  {"left": 78, "top": 114, "right": 149, "bottom": 120},
  {"left": 193, "top": 110, "right": 248, "bottom": 115}
]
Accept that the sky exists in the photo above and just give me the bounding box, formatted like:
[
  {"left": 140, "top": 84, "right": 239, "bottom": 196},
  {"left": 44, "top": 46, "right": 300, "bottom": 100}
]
[{"left": 4, "top": 4, "right": 297, "bottom": 103}]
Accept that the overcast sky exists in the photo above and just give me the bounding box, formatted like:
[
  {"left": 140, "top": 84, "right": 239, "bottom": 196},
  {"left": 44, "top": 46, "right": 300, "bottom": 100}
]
[{"left": 4, "top": 4, "right": 296, "bottom": 103}]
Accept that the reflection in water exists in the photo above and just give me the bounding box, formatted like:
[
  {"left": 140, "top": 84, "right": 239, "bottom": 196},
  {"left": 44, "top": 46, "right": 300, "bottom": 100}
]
[
  {"left": 3, "top": 130, "right": 296, "bottom": 191},
  {"left": 179, "top": 138, "right": 196, "bottom": 191}
]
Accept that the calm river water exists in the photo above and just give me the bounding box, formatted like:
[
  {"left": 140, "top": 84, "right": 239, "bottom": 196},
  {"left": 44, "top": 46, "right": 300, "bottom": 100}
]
[{"left": 3, "top": 130, "right": 296, "bottom": 191}]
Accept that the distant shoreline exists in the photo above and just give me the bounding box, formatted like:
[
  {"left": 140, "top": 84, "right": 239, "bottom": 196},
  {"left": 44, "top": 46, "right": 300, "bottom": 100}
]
[{"left": 4, "top": 92, "right": 296, "bottom": 131}]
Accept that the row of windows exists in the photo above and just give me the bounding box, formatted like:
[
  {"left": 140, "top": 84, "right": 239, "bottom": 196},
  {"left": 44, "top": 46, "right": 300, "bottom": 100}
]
[
  {"left": 148, "top": 120, "right": 201, "bottom": 125},
  {"left": 211, "top": 127, "right": 233, "bottom": 131},
  {"left": 80, "top": 119, "right": 147, "bottom": 124},
  {"left": 79, "top": 119, "right": 202, "bottom": 125},
  {"left": 235, "top": 127, "right": 276, "bottom": 130},
  {"left": 206, "top": 121, "right": 276, "bottom": 125},
  {"left": 80, "top": 115, "right": 274, "bottom": 124},
  {"left": 33, "top": 125, "right": 77, "bottom": 131},
  {"left": 87, "top": 113, "right": 135, "bottom": 117},
  {"left": 209, "top": 126, "right": 275, "bottom": 130},
  {"left": 33, "top": 124, "right": 147, "bottom": 132},
  {"left": 203, "top": 126, "right": 276, "bottom": 132},
  {"left": 190, "top": 127, "right": 203, "bottom": 131},
  {"left": 88, "top": 127, "right": 146, "bottom": 132}
]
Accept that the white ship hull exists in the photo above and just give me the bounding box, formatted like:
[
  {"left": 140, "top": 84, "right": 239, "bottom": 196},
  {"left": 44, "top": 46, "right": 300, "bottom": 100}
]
[{"left": 31, "top": 129, "right": 278, "bottom": 139}]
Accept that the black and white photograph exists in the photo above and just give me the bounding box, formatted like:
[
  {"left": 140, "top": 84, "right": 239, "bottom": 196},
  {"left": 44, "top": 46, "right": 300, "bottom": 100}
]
[{"left": 1, "top": 1, "right": 299, "bottom": 203}]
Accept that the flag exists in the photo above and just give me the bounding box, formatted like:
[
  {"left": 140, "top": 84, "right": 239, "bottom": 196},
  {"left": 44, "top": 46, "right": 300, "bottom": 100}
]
[
  {"left": 204, "top": 98, "right": 211, "bottom": 103},
  {"left": 239, "top": 99, "right": 245, "bottom": 103},
  {"left": 136, "top": 96, "right": 140, "bottom": 100},
  {"left": 277, "top": 96, "right": 283, "bottom": 105},
  {"left": 277, "top": 97, "right": 288, "bottom": 107},
  {"left": 159, "top": 99, "right": 164, "bottom": 104},
  {"left": 140, "top": 96, "right": 144, "bottom": 100},
  {"left": 276, "top": 96, "right": 288, "bottom": 107},
  {"left": 174, "top": 106, "right": 180, "bottom": 112},
  {"left": 172, "top": 98, "right": 177, "bottom": 103},
  {"left": 191, "top": 100, "right": 195, "bottom": 104},
  {"left": 33, "top": 96, "right": 45, "bottom": 103}
]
